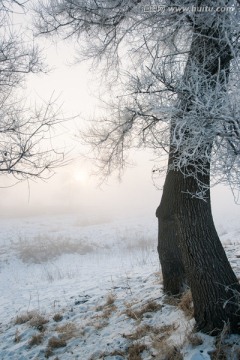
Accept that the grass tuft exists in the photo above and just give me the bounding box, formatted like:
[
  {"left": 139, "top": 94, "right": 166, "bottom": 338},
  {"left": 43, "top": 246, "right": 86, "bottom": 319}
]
[
  {"left": 29, "top": 333, "right": 44, "bottom": 347},
  {"left": 15, "top": 310, "right": 48, "bottom": 330},
  {"left": 53, "top": 313, "right": 63, "bottom": 322},
  {"left": 14, "top": 234, "right": 94, "bottom": 264},
  {"left": 125, "top": 301, "right": 162, "bottom": 320},
  {"left": 164, "top": 345, "right": 183, "bottom": 360},
  {"left": 210, "top": 323, "right": 229, "bottom": 360},
  {"left": 15, "top": 311, "right": 35, "bottom": 325},
  {"left": 178, "top": 290, "right": 194, "bottom": 319},
  {"left": 14, "top": 329, "right": 21, "bottom": 343},
  {"left": 56, "top": 322, "right": 78, "bottom": 341},
  {"left": 128, "top": 343, "right": 147, "bottom": 360},
  {"left": 152, "top": 337, "right": 183, "bottom": 360},
  {"left": 106, "top": 292, "right": 116, "bottom": 306},
  {"left": 94, "top": 293, "right": 117, "bottom": 320},
  {"left": 48, "top": 336, "right": 67, "bottom": 349},
  {"left": 124, "top": 324, "right": 152, "bottom": 340},
  {"left": 163, "top": 295, "right": 180, "bottom": 307},
  {"left": 29, "top": 313, "right": 48, "bottom": 330},
  {"left": 93, "top": 320, "right": 109, "bottom": 330},
  {"left": 187, "top": 333, "right": 203, "bottom": 347}
]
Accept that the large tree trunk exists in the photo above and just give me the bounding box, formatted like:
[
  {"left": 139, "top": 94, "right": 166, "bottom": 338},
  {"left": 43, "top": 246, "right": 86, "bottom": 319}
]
[
  {"left": 166, "top": 167, "right": 240, "bottom": 333},
  {"left": 156, "top": 4, "right": 240, "bottom": 332},
  {"left": 157, "top": 164, "right": 240, "bottom": 333},
  {"left": 156, "top": 168, "right": 186, "bottom": 295}
]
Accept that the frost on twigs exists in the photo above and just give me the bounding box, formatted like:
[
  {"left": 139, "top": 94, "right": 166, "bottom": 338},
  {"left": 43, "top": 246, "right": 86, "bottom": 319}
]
[
  {"left": 0, "top": 95, "right": 66, "bottom": 184},
  {"left": 35, "top": 0, "right": 240, "bottom": 197},
  {"left": 0, "top": 0, "right": 66, "bottom": 185}
]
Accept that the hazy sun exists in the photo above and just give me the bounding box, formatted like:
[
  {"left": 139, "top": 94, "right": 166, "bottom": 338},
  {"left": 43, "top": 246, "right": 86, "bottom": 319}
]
[{"left": 73, "top": 170, "right": 89, "bottom": 185}]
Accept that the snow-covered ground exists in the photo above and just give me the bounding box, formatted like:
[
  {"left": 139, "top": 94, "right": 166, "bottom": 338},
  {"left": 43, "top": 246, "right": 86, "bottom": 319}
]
[{"left": 0, "top": 213, "right": 240, "bottom": 359}]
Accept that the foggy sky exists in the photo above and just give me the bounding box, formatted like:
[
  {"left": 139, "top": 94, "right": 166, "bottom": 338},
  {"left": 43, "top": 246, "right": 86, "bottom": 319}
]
[{"left": 0, "top": 29, "right": 239, "bottom": 226}]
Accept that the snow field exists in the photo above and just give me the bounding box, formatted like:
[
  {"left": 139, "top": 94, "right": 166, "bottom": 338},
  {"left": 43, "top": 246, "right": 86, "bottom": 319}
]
[{"left": 0, "top": 214, "right": 240, "bottom": 359}]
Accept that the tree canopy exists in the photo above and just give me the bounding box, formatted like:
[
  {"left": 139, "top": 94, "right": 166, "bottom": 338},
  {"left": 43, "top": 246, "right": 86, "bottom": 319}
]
[
  {"left": 0, "top": 0, "right": 64, "bottom": 182},
  {"left": 35, "top": 0, "right": 240, "bottom": 196}
]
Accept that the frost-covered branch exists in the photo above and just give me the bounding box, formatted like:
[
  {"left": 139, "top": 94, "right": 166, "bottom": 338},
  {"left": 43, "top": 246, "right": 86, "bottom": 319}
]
[
  {"left": 0, "top": 93, "right": 65, "bottom": 181},
  {"left": 36, "top": 0, "right": 240, "bottom": 193},
  {"left": 0, "top": 0, "right": 65, "bottom": 183}
]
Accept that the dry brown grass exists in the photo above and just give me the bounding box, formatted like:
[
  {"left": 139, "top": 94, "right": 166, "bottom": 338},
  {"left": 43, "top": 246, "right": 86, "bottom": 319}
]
[
  {"left": 53, "top": 313, "right": 63, "bottom": 322},
  {"left": 94, "top": 293, "right": 117, "bottom": 320},
  {"left": 102, "top": 304, "right": 117, "bottom": 319},
  {"left": 125, "top": 308, "right": 140, "bottom": 320},
  {"left": 29, "top": 333, "right": 44, "bottom": 347},
  {"left": 15, "top": 311, "right": 48, "bottom": 330},
  {"left": 178, "top": 290, "right": 194, "bottom": 319},
  {"left": 124, "top": 324, "right": 165, "bottom": 342},
  {"left": 89, "top": 349, "right": 125, "bottom": 359},
  {"left": 210, "top": 324, "right": 229, "bottom": 360},
  {"left": 14, "top": 329, "right": 21, "bottom": 343},
  {"left": 14, "top": 234, "right": 94, "bottom": 264},
  {"left": 124, "top": 300, "right": 138, "bottom": 309},
  {"left": 163, "top": 345, "right": 183, "bottom": 360},
  {"left": 159, "top": 323, "right": 178, "bottom": 335},
  {"left": 56, "top": 322, "right": 78, "bottom": 341},
  {"left": 106, "top": 292, "right": 116, "bottom": 306},
  {"left": 187, "top": 333, "right": 203, "bottom": 346},
  {"left": 163, "top": 295, "right": 180, "bottom": 307},
  {"left": 123, "top": 235, "right": 154, "bottom": 252},
  {"left": 29, "top": 313, "right": 48, "bottom": 330},
  {"left": 163, "top": 290, "right": 193, "bottom": 319},
  {"left": 150, "top": 322, "right": 184, "bottom": 360},
  {"left": 15, "top": 311, "right": 35, "bottom": 325},
  {"left": 109, "top": 350, "right": 125, "bottom": 356},
  {"left": 151, "top": 323, "right": 178, "bottom": 352},
  {"left": 45, "top": 336, "right": 67, "bottom": 358},
  {"left": 45, "top": 347, "right": 53, "bottom": 358},
  {"left": 210, "top": 348, "right": 227, "bottom": 360},
  {"left": 124, "top": 324, "right": 152, "bottom": 340},
  {"left": 125, "top": 301, "right": 162, "bottom": 320},
  {"left": 95, "top": 305, "right": 104, "bottom": 311},
  {"left": 128, "top": 343, "right": 147, "bottom": 360},
  {"left": 152, "top": 334, "right": 168, "bottom": 352},
  {"left": 96, "top": 292, "right": 116, "bottom": 309},
  {"left": 93, "top": 319, "right": 109, "bottom": 330},
  {"left": 124, "top": 322, "right": 179, "bottom": 355},
  {"left": 152, "top": 337, "right": 183, "bottom": 360}
]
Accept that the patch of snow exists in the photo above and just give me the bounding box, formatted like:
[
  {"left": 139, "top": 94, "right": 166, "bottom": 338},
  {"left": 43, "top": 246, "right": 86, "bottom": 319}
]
[{"left": 0, "top": 214, "right": 239, "bottom": 359}]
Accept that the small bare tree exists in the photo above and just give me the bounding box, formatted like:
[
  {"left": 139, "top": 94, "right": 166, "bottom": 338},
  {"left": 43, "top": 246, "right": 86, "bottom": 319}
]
[
  {"left": 35, "top": 0, "right": 240, "bottom": 333},
  {"left": 0, "top": 0, "right": 64, "bottom": 183}
]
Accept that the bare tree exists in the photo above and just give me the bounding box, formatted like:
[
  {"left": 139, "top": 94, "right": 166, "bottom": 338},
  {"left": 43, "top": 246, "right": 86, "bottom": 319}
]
[
  {"left": 0, "top": 0, "right": 64, "bottom": 183},
  {"left": 0, "top": 94, "right": 65, "bottom": 181},
  {"left": 35, "top": 0, "right": 240, "bottom": 333}
]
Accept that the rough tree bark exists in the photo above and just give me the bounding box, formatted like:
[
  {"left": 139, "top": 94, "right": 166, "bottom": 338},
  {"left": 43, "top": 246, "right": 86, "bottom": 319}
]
[
  {"left": 157, "top": 162, "right": 240, "bottom": 333},
  {"left": 156, "top": 4, "right": 240, "bottom": 333},
  {"left": 156, "top": 158, "right": 186, "bottom": 295},
  {"left": 176, "top": 166, "right": 240, "bottom": 333}
]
